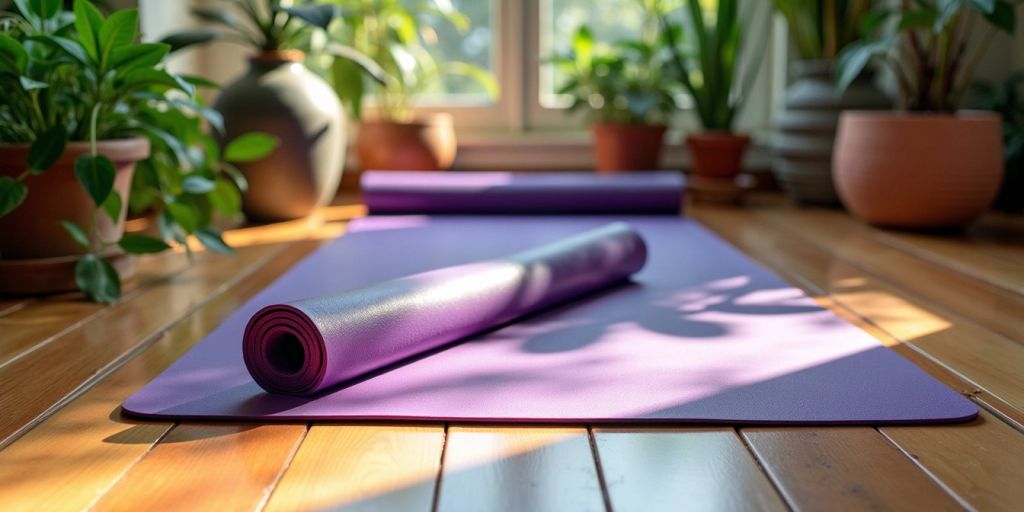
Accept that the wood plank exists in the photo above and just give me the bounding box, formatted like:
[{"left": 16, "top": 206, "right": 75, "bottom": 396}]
[
  {"left": 0, "top": 298, "right": 32, "bottom": 317},
  {"left": 742, "top": 428, "right": 964, "bottom": 510},
  {"left": 753, "top": 206, "right": 1024, "bottom": 344},
  {"left": 881, "top": 409, "right": 1024, "bottom": 511},
  {"left": 266, "top": 425, "right": 445, "bottom": 512},
  {"left": 593, "top": 428, "right": 785, "bottom": 511},
  {"left": 437, "top": 427, "right": 605, "bottom": 512},
  {"left": 693, "top": 205, "right": 1024, "bottom": 420},
  {"left": 93, "top": 424, "right": 306, "bottom": 512},
  {"left": 0, "top": 244, "right": 281, "bottom": 447},
  {"left": 0, "top": 240, "right": 321, "bottom": 512}
]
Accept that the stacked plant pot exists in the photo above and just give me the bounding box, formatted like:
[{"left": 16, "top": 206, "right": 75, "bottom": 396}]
[{"left": 773, "top": 60, "right": 890, "bottom": 205}]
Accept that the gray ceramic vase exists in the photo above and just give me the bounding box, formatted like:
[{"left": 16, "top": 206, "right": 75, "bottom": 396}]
[
  {"left": 215, "top": 53, "right": 345, "bottom": 221},
  {"left": 773, "top": 60, "right": 890, "bottom": 206}
]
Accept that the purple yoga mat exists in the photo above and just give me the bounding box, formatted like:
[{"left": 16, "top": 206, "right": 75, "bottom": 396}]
[
  {"left": 361, "top": 171, "right": 685, "bottom": 214},
  {"left": 123, "top": 215, "right": 976, "bottom": 424},
  {"left": 243, "top": 223, "right": 647, "bottom": 395}
]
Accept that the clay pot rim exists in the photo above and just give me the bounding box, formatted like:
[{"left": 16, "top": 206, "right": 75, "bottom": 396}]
[
  {"left": 590, "top": 122, "right": 668, "bottom": 130},
  {"left": 687, "top": 131, "right": 751, "bottom": 146},
  {"left": 840, "top": 110, "right": 1000, "bottom": 124},
  {"left": 251, "top": 50, "right": 305, "bottom": 63},
  {"left": 0, "top": 137, "right": 151, "bottom": 165},
  {"left": 359, "top": 112, "right": 453, "bottom": 129}
]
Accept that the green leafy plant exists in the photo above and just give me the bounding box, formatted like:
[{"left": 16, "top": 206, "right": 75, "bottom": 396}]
[
  {"left": 550, "top": 25, "right": 677, "bottom": 125},
  {"left": 163, "top": 0, "right": 388, "bottom": 90},
  {"left": 836, "top": 0, "right": 1019, "bottom": 112},
  {"left": 974, "top": 72, "right": 1024, "bottom": 212},
  {"left": 660, "top": 0, "right": 768, "bottom": 131},
  {"left": 772, "top": 0, "right": 873, "bottom": 60},
  {"left": 326, "top": 0, "right": 498, "bottom": 122},
  {"left": 0, "top": 0, "right": 277, "bottom": 303}
]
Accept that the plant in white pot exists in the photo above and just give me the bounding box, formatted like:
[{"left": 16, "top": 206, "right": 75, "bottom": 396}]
[
  {"left": 326, "top": 0, "right": 497, "bottom": 171},
  {"left": 771, "top": 0, "right": 891, "bottom": 205},
  {"left": 0, "top": 0, "right": 274, "bottom": 302},
  {"left": 550, "top": 25, "right": 677, "bottom": 172},
  {"left": 165, "top": 0, "right": 387, "bottom": 221},
  {"left": 660, "top": 0, "right": 767, "bottom": 186},
  {"left": 833, "top": 0, "right": 1017, "bottom": 228}
]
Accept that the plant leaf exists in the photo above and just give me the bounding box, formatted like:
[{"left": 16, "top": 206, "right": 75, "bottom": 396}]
[
  {"left": 984, "top": 0, "right": 1015, "bottom": 33},
  {"left": 98, "top": 8, "right": 139, "bottom": 67},
  {"left": 28, "top": 34, "right": 89, "bottom": 64},
  {"left": 75, "top": 253, "right": 121, "bottom": 304},
  {"left": 27, "top": 125, "right": 67, "bottom": 174},
  {"left": 18, "top": 76, "right": 48, "bottom": 90},
  {"left": 0, "top": 33, "right": 29, "bottom": 73},
  {"left": 109, "top": 42, "right": 170, "bottom": 71},
  {"left": 191, "top": 7, "right": 241, "bottom": 28},
  {"left": 118, "top": 233, "right": 171, "bottom": 254},
  {"left": 101, "top": 189, "right": 122, "bottom": 221},
  {"left": 121, "top": 68, "right": 195, "bottom": 95},
  {"left": 324, "top": 42, "right": 390, "bottom": 86},
  {"left": 181, "top": 175, "right": 216, "bottom": 194},
  {"left": 74, "top": 154, "right": 116, "bottom": 206},
  {"left": 223, "top": 133, "right": 278, "bottom": 163},
  {"left": 276, "top": 4, "right": 337, "bottom": 30},
  {"left": 195, "top": 227, "right": 233, "bottom": 255},
  {"left": 167, "top": 201, "right": 199, "bottom": 233},
  {"left": 74, "top": 0, "right": 105, "bottom": 61},
  {"left": 0, "top": 177, "right": 28, "bottom": 218},
  {"left": 60, "top": 220, "right": 90, "bottom": 248},
  {"left": 330, "top": 54, "right": 365, "bottom": 120},
  {"left": 160, "top": 29, "right": 219, "bottom": 53},
  {"left": 208, "top": 178, "right": 242, "bottom": 214}
]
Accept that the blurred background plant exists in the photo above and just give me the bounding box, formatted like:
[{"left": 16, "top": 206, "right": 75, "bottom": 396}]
[
  {"left": 975, "top": 72, "right": 1024, "bottom": 213},
  {"left": 325, "top": 0, "right": 498, "bottom": 122},
  {"left": 835, "top": 0, "right": 1019, "bottom": 111},
  {"left": 772, "top": 0, "right": 873, "bottom": 61}
]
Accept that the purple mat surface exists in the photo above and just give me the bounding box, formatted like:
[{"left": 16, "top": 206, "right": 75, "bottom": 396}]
[
  {"left": 124, "top": 215, "right": 976, "bottom": 424},
  {"left": 361, "top": 171, "right": 685, "bottom": 214}
]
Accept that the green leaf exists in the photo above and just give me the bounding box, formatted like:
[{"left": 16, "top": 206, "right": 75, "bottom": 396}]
[
  {"left": 324, "top": 42, "right": 391, "bottom": 86},
  {"left": 121, "top": 68, "right": 195, "bottom": 95},
  {"left": 0, "top": 33, "right": 29, "bottom": 73},
  {"left": 0, "top": 177, "right": 28, "bottom": 218},
  {"left": 19, "top": 76, "right": 48, "bottom": 90},
  {"left": 74, "top": 253, "right": 121, "bottom": 304},
  {"left": 74, "top": 154, "right": 116, "bottom": 206},
  {"left": 899, "top": 9, "right": 938, "bottom": 30},
  {"left": 221, "top": 162, "right": 248, "bottom": 192},
  {"left": 195, "top": 227, "right": 233, "bottom": 255},
  {"left": 98, "top": 9, "right": 139, "bottom": 66},
  {"left": 191, "top": 7, "right": 241, "bottom": 28},
  {"left": 181, "top": 175, "right": 216, "bottom": 194},
  {"left": 443, "top": 61, "right": 499, "bottom": 100},
  {"left": 966, "top": 0, "right": 997, "bottom": 13},
  {"left": 59, "top": 220, "right": 90, "bottom": 248},
  {"left": 984, "top": 0, "right": 1016, "bottom": 33},
  {"left": 101, "top": 189, "right": 122, "bottom": 221},
  {"left": 28, "top": 35, "right": 89, "bottom": 64},
  {"left": 277, "top": 4, "right": 337, "bottom": 30},
  {"left": 224, "top": 133, "right": 278, "bottom": 163},
  {"left": 74, "top": 0, "right": 105, "bottom": 61},
  {"left": 208, "top": 178, "right": 241, "bottom": 215},
  {"left": 834, "top": 38, "right": 892, "bottom": 94},
  {"left": 160, "top": 29, "right": 218, "bottom": 53},
  {"left": 331, "top": 57, "right": 365, "bottom": 120},
  {"left": 118, "top": 233, "right": 171, "bottom": 254},
  {"left": 15, "top": 0, "right": 61, "bottom": 19},
  {"left": 109, "top": 42, "right": 170, "bottom": 71},
  {"left": 27, "top": 125, "right": 67, "bottom": 174},
  {"left": 167, "top": 201, "right": 199, "bottom": 233},
  {"left": 573, "top": 26, "right": 594, "bottom": 69}
]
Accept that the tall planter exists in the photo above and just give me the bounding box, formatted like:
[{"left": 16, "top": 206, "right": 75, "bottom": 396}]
[
  {"left": 773, "top": 60, "right": 890, "bottom": 205},
  {"left": 0, "top": 138, "right": 148, "bottom": 293},
  {"left": 834, "top": 112, "right": 1002, "bottom": 229},
  {"left": 215, "top": 52, "right": 345, "bottom": 221},
  {"left": 356, "top": 113, "right": 457, "bottom": 171},
  {"left": 590, "top": 123, "right": 667, "bottom": 173}
]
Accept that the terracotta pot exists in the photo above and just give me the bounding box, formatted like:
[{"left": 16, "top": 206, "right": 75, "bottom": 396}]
[
  {"left": 834, "top": 112, "right": 1003, "bottom": 228},
  {"left": 686, "top": 132, "right": 751, "bottom": 179},
  {"left": 215, "top": 51, "right": 345, "bottom": 221},
  {"left": 590, "top": 123, "right": 667, "bottom": 173},
  {"left": 0, "top": 138, "right": 149, "bottom": 260},
  {"left": 356, "top": 113, "right": 456, "bottom": 171}
]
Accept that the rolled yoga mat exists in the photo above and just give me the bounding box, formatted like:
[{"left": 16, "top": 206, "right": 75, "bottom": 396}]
[
  {"left": 243, "top": 222, "right": 647, "bottom": 396},
  {"left": 361, "top": 170, "right": 685, "bottom": 214}
]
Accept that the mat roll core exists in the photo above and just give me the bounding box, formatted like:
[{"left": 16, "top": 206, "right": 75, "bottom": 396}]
[{"left": 243, "top": 222, "right": 647, "bottom": 396}]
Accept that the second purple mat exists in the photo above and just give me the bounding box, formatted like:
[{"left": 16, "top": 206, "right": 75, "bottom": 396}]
[{"left": 123, "top": 216, "right": 977, "bottom": 424}]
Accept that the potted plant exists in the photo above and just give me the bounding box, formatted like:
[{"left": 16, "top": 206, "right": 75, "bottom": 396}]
[
  {"left": 164, "top": 0, "right": 386, "bottom": 221},
  {"left": 974, "top": 72, "right": 1024, "bottom": 214},
  {"left": 771, "top": 0, "right": 890, "bottom": 205},
  {"left": 550, "top": 25, "right": 676, "bottom": 172},
  {"left": 834, "top": 0, "right": 1016, "bottom": 228},
  {"left": 0, "top": 0, "right": 274, "bottom": 302},
  {"left": 326, "top": 0, "right": 497, "bottom": 171},
  {"left": 661, "top": 0, "right": 766, "bottom": 184}
]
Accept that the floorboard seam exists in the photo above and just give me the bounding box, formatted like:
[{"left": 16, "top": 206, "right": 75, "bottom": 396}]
[
  {"left": 586, "top": 427, "right": 614, "bottom": 512},
  {"left": 430, "top": 423, "right": 450, "bottom": 512},
  {"left": 734, "top": 428, "right": 794, "bottom": 512},
  {"left": 83, "top": 420, "right": 177, "bottom": 511},
  {"left": 875, "top": 427, "right": 974, "bottom": 511},
  {"left": 256, "top": 422, "right": 311, "bottom": 512}
]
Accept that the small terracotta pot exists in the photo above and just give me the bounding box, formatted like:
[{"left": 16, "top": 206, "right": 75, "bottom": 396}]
[
  {"left": 0, "top": 138, "right": 149, "bottom": 259},
  {"left": 686, "top": 132, "right": 751, "bottom": 179},
  {"left": 356, "top": 113, "right": 456, "bottom": 171},
  {"left": 590, "top": 123, "right": 667, "bottom": 173},
  {"left": 833, "top": 112, "right": 1003, "bottom": 229}
]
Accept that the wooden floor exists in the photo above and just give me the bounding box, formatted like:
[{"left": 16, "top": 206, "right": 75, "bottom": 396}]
[{"left": 1, "top": 193, "right": 1022, "bottom": 511}]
